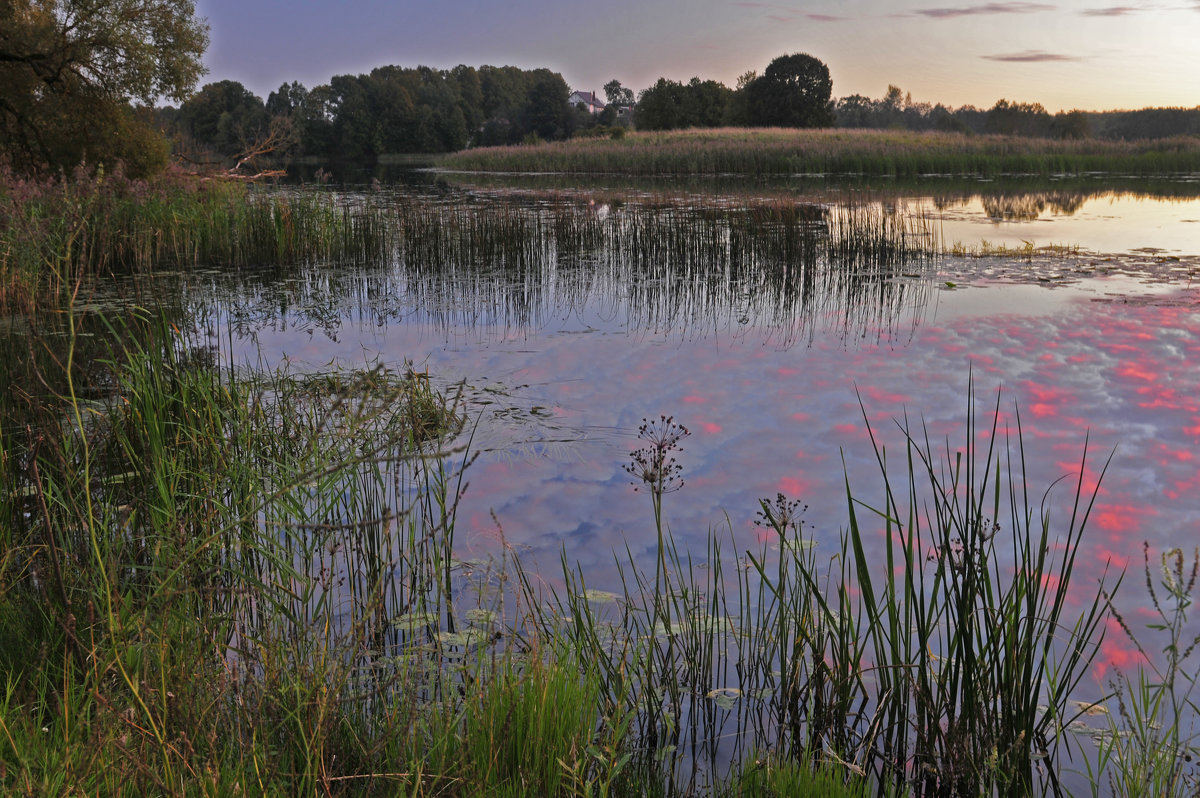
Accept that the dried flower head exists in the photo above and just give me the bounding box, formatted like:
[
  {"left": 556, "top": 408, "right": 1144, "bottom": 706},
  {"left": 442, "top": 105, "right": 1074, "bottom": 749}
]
[
  {"left": 624, "top": 415, "right": 690, "bottom": 496},
  {"left": 755, "top": 492, "right": 808, "bottom": 535}
]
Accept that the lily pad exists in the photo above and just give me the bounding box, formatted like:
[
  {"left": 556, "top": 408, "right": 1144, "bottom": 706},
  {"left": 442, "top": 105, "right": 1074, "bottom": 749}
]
[
  {"left": 580, "top": 589, "right": 621, "bottom": 603},
  {"left": 390, "top": 612, "right": 439, "bottom": 630},
  {"left": 706, "top": 687, "right": 743, "bottom": 710},
  {"left": 464, "top": 608, "right": 498, "bottom": 627},
  {"left": 437, "top": 628, "right": 488, "bottom": 648}
]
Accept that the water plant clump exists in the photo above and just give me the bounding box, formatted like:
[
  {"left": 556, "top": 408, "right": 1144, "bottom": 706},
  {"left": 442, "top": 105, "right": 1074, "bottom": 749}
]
[
  {"left": 1081, "top": 544, "right": 1200, "bottom": 797},
  {"left": 536, "top": 387, "right": 1116, "bottom": 796}
]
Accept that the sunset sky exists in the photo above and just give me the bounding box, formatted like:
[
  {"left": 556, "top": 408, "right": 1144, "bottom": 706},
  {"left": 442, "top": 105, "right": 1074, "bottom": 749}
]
[{"left": 195, "top": 0, "right": 1200, "bottom": 113}]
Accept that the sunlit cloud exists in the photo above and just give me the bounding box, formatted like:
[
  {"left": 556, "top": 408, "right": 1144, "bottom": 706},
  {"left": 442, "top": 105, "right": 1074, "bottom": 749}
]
[
  {"left": 1081, "top": 6, "right": 1145, "bottom": 15},
  {"left": 983, "top": 50, "right": 1083, "bottom": 61},
  {"left": 914, "top": 2, "right": 1055, "bottom": 18}
]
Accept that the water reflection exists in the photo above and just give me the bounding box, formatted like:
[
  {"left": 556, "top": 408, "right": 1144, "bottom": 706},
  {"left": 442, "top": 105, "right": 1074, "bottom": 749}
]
[
  {"left": 185, "top": 196, "right": 937, "bottom": 353},
  {"left": 978, "top": 191, "right": 1088, "bottom": 221},
  {"left": 167, "top": 186, "right": 1200, "bottom": 783}
]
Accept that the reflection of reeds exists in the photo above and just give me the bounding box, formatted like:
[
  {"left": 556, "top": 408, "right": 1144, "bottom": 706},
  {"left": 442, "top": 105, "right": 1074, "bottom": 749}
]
[
  {"left": 440, "top": 127, "right": 1200, "bottom": 177},
  {"left": 179, "top": 192, "right": 936, "bottom": 350}
]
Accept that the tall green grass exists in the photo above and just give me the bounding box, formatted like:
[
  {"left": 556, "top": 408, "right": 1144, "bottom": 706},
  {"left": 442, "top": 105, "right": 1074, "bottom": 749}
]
[
  {"left": 440, "top": 127, "right": 1200, "bottom": 177},
  {"left": 0, "top": 165, "right": 390, "bottom": 310},
  {"left": 536, "top": 389, "right": 1114, "bottom": 796},
  {"left": 1083, "top": 545, "right": 1200, "bottom": 796}
]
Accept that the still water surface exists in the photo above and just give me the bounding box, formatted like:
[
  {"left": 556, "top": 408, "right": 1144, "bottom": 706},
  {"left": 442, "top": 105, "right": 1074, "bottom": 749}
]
[{"left": 190, "top": 182, "right": 1200, "bottom": 690}]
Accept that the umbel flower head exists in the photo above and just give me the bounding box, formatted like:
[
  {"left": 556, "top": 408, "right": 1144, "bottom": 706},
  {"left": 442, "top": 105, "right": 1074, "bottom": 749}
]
[{"left": 624, "top": 415, "right": 690, "bottom": 496}]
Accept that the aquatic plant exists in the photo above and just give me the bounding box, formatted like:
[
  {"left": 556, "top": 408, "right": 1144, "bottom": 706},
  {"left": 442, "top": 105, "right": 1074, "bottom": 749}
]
[
  {"left": 536, "top": 386, "right": 1112, "bottom": 796},
  {"left": 1082, "top": 544, "right": 1200, "bottom": 797}
]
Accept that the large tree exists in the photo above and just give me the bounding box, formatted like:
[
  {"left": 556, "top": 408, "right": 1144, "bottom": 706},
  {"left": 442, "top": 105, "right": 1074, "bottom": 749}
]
[
  {"left": 745, "top": 53, "right": 834, "bottom": 128},
  {"left": 0, "top": 0, "right": 209, "bottom": 176},
  {"left": 179, "top": 80, "right": 268, "bottom": 156}
]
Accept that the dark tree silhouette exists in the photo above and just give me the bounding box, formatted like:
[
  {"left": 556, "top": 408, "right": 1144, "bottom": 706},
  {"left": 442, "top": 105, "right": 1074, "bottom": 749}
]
[{"left": 745, "top": 53, "right": 834, "bottom": 128}]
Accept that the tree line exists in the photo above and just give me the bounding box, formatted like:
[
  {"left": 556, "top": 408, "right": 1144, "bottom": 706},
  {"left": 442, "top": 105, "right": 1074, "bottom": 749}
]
[
  {"left": 160, "top": 65, "right": 601, "bottom": 162},
  {"left": 833, "top": 86, "right": 1200, "bottom": 140},
  {"left": 165, "top": 52, "right": 1198, "bottom": 166}
]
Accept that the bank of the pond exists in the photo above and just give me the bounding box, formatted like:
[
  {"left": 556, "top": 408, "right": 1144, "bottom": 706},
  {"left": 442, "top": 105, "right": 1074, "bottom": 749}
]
[{"left": 439, "top": 127, "right": 1200, "bottom": 177}]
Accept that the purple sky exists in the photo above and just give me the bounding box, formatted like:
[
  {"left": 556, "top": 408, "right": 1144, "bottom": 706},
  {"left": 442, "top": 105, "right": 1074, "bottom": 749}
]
[{"left": 195, "top": 0, "right": 1200, "bottom": 112}]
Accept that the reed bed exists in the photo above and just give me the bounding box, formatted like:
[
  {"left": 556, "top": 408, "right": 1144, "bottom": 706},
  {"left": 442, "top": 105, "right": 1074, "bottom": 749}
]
[
  {"left": 3, "top": 166, "right": 941, "bottom": 322},
  {"left": 440, "top": 127, "right": 1200, "bottom": 177},
  {"left": 0, "top": 166, "right": 391, "bottom": 311},
  {"left": 534, "top": 390, "right": 1119, "bottom": 796}
]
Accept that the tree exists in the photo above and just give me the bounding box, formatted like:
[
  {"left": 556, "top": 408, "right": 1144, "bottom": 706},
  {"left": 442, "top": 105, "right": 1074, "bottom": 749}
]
[
  {"left": 745, "top": 53, "right": 834, "bottom": 128},
  {"left": 267, "top": 81, "right": 309, "bottom": 119},
  {"left": 635, "top": 77, "right": 732, "bottom": 131},
  {"left": 603, "top": 79, "right": 634, "bottom": 109},
  {"left": 179, "top": 81, "right": 269, "bottom": 156},
  {"left": 635, "top": 78, "right": 689, "bottom": 130},
  {"left": 520, "top": 70, "right": 571, "bottom": 141},
  {"left": 1050, "top": 110, "right": 1091, "bottom": 140},
  {"left": 984, "top": 99, "right": 1051, "bottom": 137},
  {"left": 0, "top": 0, "right": 209, "bottom": 176}
]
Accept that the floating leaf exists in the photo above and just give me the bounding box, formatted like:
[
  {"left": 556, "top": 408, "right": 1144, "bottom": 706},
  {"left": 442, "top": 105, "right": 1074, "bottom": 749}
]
[
  {"left": 437, "top": 628, "right": 488, "bottom": 648},
  {"left": 1070, "top": 700, "right": 1109, "bottom": 716},
  {"left": 390, "top": 612, "right": 438, "bottom": 630},
  {"left": 464, "top": 608, "right": 497, "bottom": 627},
  {"left": 706, "top": 687, "right": 742, "bottom": 710},
  {"left": 773, "top": 538, "right": 817, "bottom": 553},
  {"left": 580, "top": 589, "right": 620, "bottom": 604}
]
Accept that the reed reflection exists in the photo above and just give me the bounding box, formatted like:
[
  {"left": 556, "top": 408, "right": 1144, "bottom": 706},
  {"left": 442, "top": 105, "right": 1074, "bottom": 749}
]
[{"left": 185, "top": 194, "right": 939, "bottom": 353}]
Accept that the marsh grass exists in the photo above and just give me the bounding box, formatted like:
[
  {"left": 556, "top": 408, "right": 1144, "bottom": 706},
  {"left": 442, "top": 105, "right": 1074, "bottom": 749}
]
[
  {"left": 440, "top": 128, "right": 1200, "bottom": 177},
  {"left": 2, "top": 172, "right": 1180, "bottom": 795},
  {"left": 0, "top": 166, "right": 390, "bottom": 311},
  {"left": 3, "top": 162, "right": 941, "bottom": 321},
  {"left": 533, "top": 387, "right": 1113, "bottom": 796},
  {"left": 1082, "top": 545, "right": 1200, "bottom": 797}
]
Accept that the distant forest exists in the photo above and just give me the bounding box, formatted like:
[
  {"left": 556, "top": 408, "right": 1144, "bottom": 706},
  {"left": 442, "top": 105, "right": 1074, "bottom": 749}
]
[{"left": 158, "top": 61, "right": 1200, "bottom": 163}]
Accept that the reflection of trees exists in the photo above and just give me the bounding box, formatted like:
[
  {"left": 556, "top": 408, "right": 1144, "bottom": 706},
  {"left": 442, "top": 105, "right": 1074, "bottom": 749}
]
[
  {"left": 185, "top": 194, "right": 937, "bottom": 351},
  {"left": 980, "top": 191, "right": 1088, "bottom": 221}
]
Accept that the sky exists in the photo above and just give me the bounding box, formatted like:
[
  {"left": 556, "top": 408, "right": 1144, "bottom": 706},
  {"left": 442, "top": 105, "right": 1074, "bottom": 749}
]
[{"left": 194, "top": 0, "right": 1200, "bottom": 113}]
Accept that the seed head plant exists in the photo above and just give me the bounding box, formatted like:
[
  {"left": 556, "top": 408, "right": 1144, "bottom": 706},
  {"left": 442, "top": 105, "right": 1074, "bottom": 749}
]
[{"left": 624, "top": 414, "right": 689, "bottom": 499}]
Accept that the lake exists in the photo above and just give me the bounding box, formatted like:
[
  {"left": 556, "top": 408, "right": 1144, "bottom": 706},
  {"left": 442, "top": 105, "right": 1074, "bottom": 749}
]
[{"left": 173, "top": 175, "right": 1199, "bottom": 789}]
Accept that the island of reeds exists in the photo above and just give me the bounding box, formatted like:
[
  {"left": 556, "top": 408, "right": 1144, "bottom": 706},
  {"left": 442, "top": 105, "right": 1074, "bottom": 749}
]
[{"left": 439, "top": 127, "right": 1200, "bottom": 177}]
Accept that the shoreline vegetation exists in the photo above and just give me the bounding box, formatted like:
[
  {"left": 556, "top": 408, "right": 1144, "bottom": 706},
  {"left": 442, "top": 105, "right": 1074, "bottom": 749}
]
[
  {"left": 3, "top": 169, "right": 1200, "bottom": 795},
  {"left": 438, "top": 127, "right": 1200, "bottom": 177}
]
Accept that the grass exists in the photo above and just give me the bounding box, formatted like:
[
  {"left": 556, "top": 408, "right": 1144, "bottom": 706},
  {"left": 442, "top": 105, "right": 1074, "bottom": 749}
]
[
  {"left": 538, "top": 387, "right": 1115, "bottom": 796},
  {"left": 439, "top": 127, "right": 1200, "bottom": 177},
  {"left": 1081, "top": 545, "right": 1200, "bottom": 797},
  {"left": 0, "top": 163, "right": 390, "bottom": 311}
]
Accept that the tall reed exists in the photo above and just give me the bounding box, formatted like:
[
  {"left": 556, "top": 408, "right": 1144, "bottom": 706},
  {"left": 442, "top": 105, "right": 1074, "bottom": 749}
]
[
  {"left": 531, "top": 385, "right": 1113, "bottom": 796},
  {"left": 440, "top": 127, "right": 1200, "bottom": 177},
  {"left": 1083, "top": 544, "right": 1200, "bottom": 797}
]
